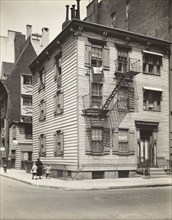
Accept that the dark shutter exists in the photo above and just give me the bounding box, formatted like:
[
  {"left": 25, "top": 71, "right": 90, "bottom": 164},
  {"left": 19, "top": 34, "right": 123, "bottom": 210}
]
[
  {"left": 60, "top": 131, "right": 64, "bottom": 155},
  {"left": 128, "top": 83, "right": 135, "bottom": 112},
  {"left": 103, "top": 128, "right": 110, "bottom": 154},
  {"left": 85, "top": 129, "right": 92, "bottom": 155},
  {"left": 129, "top": 129, "right": 135, "bottom": 155},
  {"left": 85, "top": 44, "right": 91, "bottom": 67},
  {"left": 112, "top": 128, "right": 118, "bottom": 154},
  {"left": 102, "top": 46, "right": 110, "bottom": 70}
]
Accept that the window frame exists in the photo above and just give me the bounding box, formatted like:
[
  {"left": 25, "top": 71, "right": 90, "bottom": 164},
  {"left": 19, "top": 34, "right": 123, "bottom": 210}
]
[
  {"left": 54, "top": 90, "right": 64, "bottom": 115},
  {"left": 39, "top": 134, "right": 46, "bottom": 157},
  {"left": 39, "top": 99, "right": 46, "bottom": 121},
  {"left": 54, "top": 130, "right": 64, "bottom": 156},
  {"left": 143, "top": 53, "right": 162, "bottom": 76},
  {"left": 25, "top": 124, "right": 32, "bottom": 139},
  {"left": 118, "top": 128, "right": 129, "bottom": 154},
  {"left": 143, "top": 90, "right": 162, "bottom": 112},
  {"left": 23, "top": 75, "right": 32, "bottom": 85},
  {"left": 54, "top": 55, "right": 62, "bottom": 88},
  {"left": 23, "top": 96, "right": 32, "bottom": 106},
  {"left": 38, "top": 68, "right": 45, "bottom": 91}
]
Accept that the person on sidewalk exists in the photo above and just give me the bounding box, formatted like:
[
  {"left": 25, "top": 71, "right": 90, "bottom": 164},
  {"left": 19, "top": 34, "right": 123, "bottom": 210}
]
[
  {"left": 3, "top": 164, "right": 7, "bottom": 173},
  {"left": 36, "top": 158, "right": 43, "bottom": 179},
  {"left": 31, "top": 162, "right": 37, "bottom": 180},
  {"left": 44, "top": 164, "right": 51, "bottom": 179}
]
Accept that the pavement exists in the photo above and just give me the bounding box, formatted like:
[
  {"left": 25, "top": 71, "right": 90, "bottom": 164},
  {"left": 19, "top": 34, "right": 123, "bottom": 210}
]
[{"left": 0, "top": 168, "right": 172, "bottom": 191}]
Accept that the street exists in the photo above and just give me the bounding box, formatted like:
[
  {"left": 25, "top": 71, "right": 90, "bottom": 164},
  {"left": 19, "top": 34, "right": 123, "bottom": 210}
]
[{"left": 0, "top": 176, "right": 171, "bottom": 220}]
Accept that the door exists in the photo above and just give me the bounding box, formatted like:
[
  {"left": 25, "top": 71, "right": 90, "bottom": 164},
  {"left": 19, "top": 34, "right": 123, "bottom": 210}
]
[{"left": 137, "top": 129, "right": 157, "bottom": 168}]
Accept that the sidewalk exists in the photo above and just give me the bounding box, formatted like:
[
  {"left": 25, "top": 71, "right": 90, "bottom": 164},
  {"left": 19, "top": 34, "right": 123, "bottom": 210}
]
[{"left": 0, "top": 168, "right": 172, "bottom": 191}]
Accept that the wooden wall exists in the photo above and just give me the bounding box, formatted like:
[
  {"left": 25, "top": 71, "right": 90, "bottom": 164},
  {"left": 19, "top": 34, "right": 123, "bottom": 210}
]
[{"left": 32, "top": 36, "right": 79, "bottom": 169}]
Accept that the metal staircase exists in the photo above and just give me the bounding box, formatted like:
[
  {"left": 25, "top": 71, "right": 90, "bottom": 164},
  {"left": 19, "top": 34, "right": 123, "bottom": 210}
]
[{"left": 82, "top": 58, "right": 140, "bottom": 153}]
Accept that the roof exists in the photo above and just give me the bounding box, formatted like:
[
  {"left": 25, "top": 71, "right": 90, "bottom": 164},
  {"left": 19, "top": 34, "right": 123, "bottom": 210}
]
[
  {"left": 29, "top": 19, "right": 171, "bottom": 72},
  {"left": 1, "top": 62, "right": 14, "bottom": 77}
]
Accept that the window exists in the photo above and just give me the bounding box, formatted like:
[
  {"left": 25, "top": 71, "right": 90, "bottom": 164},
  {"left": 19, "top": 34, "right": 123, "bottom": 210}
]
[
  {"left": 54, "top": 130, "right": 64, "bottom": 156},
  {"left": 21, "top": 116, "right": 32, "bottom": 123},
  {"left": 111, "top": 11, "right": 116, "bottom": 28},
  {"left": 143, "top": 53, "right": 162, "bottom": 75},
  {"left": 39, "top": 100, "right": 46, "bottom": 121},
  {"left": 92, "top": 128, "right": 103, "bottom": 141},
  {"left": 39, "top": 134, "right": 46, "bottom": 156},
  {"left": 85, "top": 40, "right": 110, "bottom": 70},
  {"left": 143, "top": 90, "right": 162, "bottom": 111},
  {"left": 23, "top": 75, "right": 32, "bottom": 85},
  {"left": 38, "top": 68, "right": 45, "bottom": 91},
  {"left": 54, "top": 56, "right": 62, "bottom": 88},
  {"left": 23, "top": 96, "right": 32, "bottom": 106},
  {"left": 117, "top": 49, "right": 128, "bottom": 73},
  {"left": 117, "top": 87, "right": 128, "bottom": 110},
  {"left": 118, "top": 129, "right": 129, "bottom": 154},
  {"left": 91, "top": 45, "right": 103, "bottom": 67},
  {"left": 25, "top": 124, "right": 32, "bottom": 139},
  {"left": 54, "top": 91, "right": 64, "bottom": 115},
  {"left": 91, "top": 83, "right": 103, "bottom": 108}
]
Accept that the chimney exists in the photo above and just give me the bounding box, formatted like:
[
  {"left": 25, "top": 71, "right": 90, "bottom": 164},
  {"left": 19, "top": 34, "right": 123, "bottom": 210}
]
[
  {"left": 71, "top": 5, "right": 76, "bottom": 19},
  {"left": 66, "top": 5, "right": 69, "bottom": 21},
  {"left": 62, "top": 5, "right": 71, "bottom": 30},
  {"left": 26, "top": 24, "right": 32, "bottom": 39},
  {"left": 76, "top": 0, "right": 80, "bottom": 19},
  {"left": 41, "top": 27, "right": 49, "bottom": 47}
]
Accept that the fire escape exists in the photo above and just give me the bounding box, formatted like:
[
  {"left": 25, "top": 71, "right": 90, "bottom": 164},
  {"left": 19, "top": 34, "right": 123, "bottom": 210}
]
[{"left": 82, "top": 56, "right": 140, "bottom": 154}]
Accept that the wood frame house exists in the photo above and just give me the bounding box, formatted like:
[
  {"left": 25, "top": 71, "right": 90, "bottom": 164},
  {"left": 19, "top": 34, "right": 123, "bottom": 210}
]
[{"left": 30, "top": 19, "right": 170, "bottom": 179}]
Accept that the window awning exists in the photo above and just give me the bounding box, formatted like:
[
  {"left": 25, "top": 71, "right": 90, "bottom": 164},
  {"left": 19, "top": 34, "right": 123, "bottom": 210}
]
[
  {"left": 142, "top": 50, "right": 163, "bottom": 57},
  {"left": 143, "top": 86, "right": 163, "bottom": 92}
]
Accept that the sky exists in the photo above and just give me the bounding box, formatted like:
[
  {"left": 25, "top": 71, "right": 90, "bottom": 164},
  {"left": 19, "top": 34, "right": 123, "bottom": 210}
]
[{"left": 0, "top": 0, "right": 90, "bottom": 42}]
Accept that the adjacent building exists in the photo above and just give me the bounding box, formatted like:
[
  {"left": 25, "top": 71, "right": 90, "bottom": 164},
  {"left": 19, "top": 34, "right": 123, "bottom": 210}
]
[
  {"left": 0, "top": 25, "right": 49, "bottom": 168},
  {"left": 29, "top": 18, "right": 170, "bottom": 179}
]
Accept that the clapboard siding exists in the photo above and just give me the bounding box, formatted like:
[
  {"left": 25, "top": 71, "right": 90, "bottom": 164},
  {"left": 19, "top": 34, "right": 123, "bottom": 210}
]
[
  {"left": 32, "top": 36, "right": 78, "bottom": 166},
  {"left": 77, "top": 36, "right": 169, "bottom": 168}
]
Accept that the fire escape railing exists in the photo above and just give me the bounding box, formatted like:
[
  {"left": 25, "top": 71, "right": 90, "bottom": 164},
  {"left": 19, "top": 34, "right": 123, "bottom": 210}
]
[{"left": 82, "top": 58, "right": 140, "bottom": 153}]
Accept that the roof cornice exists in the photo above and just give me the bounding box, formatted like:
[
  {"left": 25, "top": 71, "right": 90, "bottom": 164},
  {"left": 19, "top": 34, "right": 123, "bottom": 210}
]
[{"left": 29, "top": 19, "right": 171, "bottom": 73}]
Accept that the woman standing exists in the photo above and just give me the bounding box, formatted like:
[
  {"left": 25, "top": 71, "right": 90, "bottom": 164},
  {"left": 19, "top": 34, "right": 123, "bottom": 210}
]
[{"left": 36, "top": 158, "right": 43, "bottom": 179}]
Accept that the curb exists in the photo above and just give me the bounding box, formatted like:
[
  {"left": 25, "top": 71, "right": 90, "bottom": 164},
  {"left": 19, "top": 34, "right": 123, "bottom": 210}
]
[{"left": 1, "top": 174, "right": 172, "bottom": 191}]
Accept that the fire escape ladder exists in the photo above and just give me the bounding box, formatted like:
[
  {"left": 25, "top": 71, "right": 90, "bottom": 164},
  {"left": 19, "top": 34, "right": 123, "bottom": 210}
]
[{"left": 102, "top": 71, "right": 134, "bottom": 111}]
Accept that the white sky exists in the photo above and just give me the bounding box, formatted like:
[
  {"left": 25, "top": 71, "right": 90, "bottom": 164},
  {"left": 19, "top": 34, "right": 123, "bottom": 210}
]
[{"left": 0, "top": 0, "right": 90, "bottom": 42}]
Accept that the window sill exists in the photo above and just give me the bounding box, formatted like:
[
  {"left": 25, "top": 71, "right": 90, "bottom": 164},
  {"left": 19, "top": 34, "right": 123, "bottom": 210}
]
[
  {"left": 143, "top": 109, "right": 161, "bottom": 112},
  {"left": 143, "top": 72, "right": 160, "bottom": 76},
  {"left": 39, "top": 117, "right": 46, "bottom": 122},
  {"left": 54, "top": 111, "right": 63, "bottom": 116}
]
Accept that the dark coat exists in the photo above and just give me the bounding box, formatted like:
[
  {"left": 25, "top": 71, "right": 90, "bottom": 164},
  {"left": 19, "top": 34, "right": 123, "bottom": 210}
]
[{"left": 36, "top": 160, "right": 43, "bottom": 176}]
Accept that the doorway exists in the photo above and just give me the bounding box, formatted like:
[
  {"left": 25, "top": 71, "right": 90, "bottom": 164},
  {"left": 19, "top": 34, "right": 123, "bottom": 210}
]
[{"left": 136, "top": 121, "right": 158, "bottom": 168}]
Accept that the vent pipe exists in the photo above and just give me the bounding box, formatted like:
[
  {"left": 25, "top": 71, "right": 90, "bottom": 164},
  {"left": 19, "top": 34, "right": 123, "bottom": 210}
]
[
  {"left": 76, "top": 0, "right": 80, "bottom": 19},
  {"left": 66, "top": 5, "right": 69, "bottom": 21}
]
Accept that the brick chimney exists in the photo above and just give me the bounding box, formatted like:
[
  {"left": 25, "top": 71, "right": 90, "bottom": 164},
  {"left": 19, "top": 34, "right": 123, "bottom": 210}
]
[
  {"left": 26, "top": 24, "right": 32, "bottom": 39},
  {"left": 62, "top": 5, "right": 71, "bottom": 30},
  {"left": 41, "top": 27, "right": 49, "bottom": 47}
]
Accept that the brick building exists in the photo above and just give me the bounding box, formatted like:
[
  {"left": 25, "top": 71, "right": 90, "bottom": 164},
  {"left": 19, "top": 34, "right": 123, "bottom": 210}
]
[{"left": 0, "top": 25, "right": 49, "bottom": 168}]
